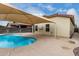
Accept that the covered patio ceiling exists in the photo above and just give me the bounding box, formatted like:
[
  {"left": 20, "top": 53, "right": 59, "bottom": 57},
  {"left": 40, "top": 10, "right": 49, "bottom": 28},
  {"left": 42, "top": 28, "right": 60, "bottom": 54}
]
[{"left": 0, "top": 3, "right": 52, "bottom": 25}]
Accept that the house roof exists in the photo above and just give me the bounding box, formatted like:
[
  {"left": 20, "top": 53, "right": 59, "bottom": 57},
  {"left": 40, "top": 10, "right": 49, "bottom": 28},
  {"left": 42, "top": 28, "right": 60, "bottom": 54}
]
[
  {"left": 44, "top": 14, "right": 75, "bottom": 26},
  {"left": 0, "top": 3, "right": 52, "bottom": 25}
]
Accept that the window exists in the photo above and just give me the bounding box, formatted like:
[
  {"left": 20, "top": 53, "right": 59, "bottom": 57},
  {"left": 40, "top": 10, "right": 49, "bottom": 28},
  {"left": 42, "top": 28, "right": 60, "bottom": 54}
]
[
  {"left": 46, "top": 24, "right": 50, "bottom": 32},
  {"left": 35, "top": 25, "right": 38, "bottom": 31}
]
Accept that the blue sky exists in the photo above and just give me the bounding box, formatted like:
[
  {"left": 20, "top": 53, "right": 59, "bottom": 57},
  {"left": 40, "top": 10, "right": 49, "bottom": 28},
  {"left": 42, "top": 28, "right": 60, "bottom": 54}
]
[
  {"left": 10, "top": 3, "right": 79, "bottom": 16},
  {"left": 0, "top": 3, "right": 79, "bottom": 27}
]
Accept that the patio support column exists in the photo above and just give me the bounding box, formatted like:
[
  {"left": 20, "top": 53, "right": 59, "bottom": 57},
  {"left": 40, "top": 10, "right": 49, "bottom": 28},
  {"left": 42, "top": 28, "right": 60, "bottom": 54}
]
[
  {"left": 19, "top": 25, "right": 21, "bottom": 32},
  {"left": 6, "top": 23, "right": 9, "bottom": 33},
  {"left": 32, "top": 24, "right": 34, "bottom": 33}
]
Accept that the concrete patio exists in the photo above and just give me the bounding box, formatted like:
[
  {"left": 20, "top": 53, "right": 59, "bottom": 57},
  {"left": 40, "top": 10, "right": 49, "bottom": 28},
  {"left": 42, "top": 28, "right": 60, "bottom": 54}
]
[{"left": 0, "top": 33, "right": 79, "bottom": 56}]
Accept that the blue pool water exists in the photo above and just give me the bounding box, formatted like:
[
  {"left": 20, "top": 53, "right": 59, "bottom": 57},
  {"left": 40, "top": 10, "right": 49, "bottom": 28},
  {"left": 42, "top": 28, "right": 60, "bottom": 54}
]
[{"left": 0, "top": 35, "right": 37, "bottom": 48}]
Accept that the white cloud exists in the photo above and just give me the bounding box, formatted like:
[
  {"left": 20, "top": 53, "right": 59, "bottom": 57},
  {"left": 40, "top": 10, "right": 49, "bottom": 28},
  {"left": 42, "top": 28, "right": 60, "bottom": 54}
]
[
  {"left": 67, "top": 8, "right": 77, "bottom": 15},
  {"left": 55, "top": 8, "right": 67, "bottom": 13},
  {"left": 59, "top": 8, "right": 67, "bottom": 12},
  {"left": 38, "top": 4, "right": 56, "bottom": 12},
  {"left": 67, "top": 8, "right": 79, "bottom": 27},
  {"left": 24, "top": 7, "right": 46, "bottom": 16},
  {"left": 45, "top": 5, "right": 56, "bottom": 11}
]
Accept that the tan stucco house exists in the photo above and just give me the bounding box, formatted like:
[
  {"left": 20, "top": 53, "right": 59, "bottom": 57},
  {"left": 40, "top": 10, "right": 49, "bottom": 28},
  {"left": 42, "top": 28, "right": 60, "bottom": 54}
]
[{"left": 34, "top": 14, "right": 75, "bottom": 38}]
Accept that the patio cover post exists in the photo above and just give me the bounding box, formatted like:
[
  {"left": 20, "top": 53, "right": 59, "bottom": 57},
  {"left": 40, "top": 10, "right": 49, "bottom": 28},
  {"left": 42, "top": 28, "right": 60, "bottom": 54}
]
[
  {"left": 32, "top": 24, "right": 34, "bottom": 33},
  {"left": 6, "top": 23, "right": 9, "bottom": 33},
  {"left": 19, "top": 25, "right": 21, "bottom": 32},
  {"left": 5, "top": 14, "right": 9, "bottom": 33}
]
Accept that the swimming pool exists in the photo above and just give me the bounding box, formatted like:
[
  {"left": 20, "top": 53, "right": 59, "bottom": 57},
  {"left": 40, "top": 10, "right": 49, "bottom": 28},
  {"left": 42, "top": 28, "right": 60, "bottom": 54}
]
[{"left": 0, "top": 34, "right": 37, "bottom": 48}]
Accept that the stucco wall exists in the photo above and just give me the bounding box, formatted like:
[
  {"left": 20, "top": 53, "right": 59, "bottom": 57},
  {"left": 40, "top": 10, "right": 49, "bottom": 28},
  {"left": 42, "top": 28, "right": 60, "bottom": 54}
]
[
  {"left": 34, "top": 23, "right": 55, "bottom": 36},
  {"left": 34, "top": 17, "right": 74, "bottom": 38},
  {"left": 70, "top": 20, "right": 74, "bottom": 36},
  {"left": 50, "top": 17, "right": 70, "bottom": 37}
]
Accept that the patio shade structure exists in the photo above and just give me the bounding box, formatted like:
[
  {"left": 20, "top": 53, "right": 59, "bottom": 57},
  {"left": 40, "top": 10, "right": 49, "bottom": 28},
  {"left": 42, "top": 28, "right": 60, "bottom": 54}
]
[
  {"left": 0, "top": 3, "right": 52, "bottom": 24},
  {"left": 0, "top": 3, "right": 56, "bottom": 38}
]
